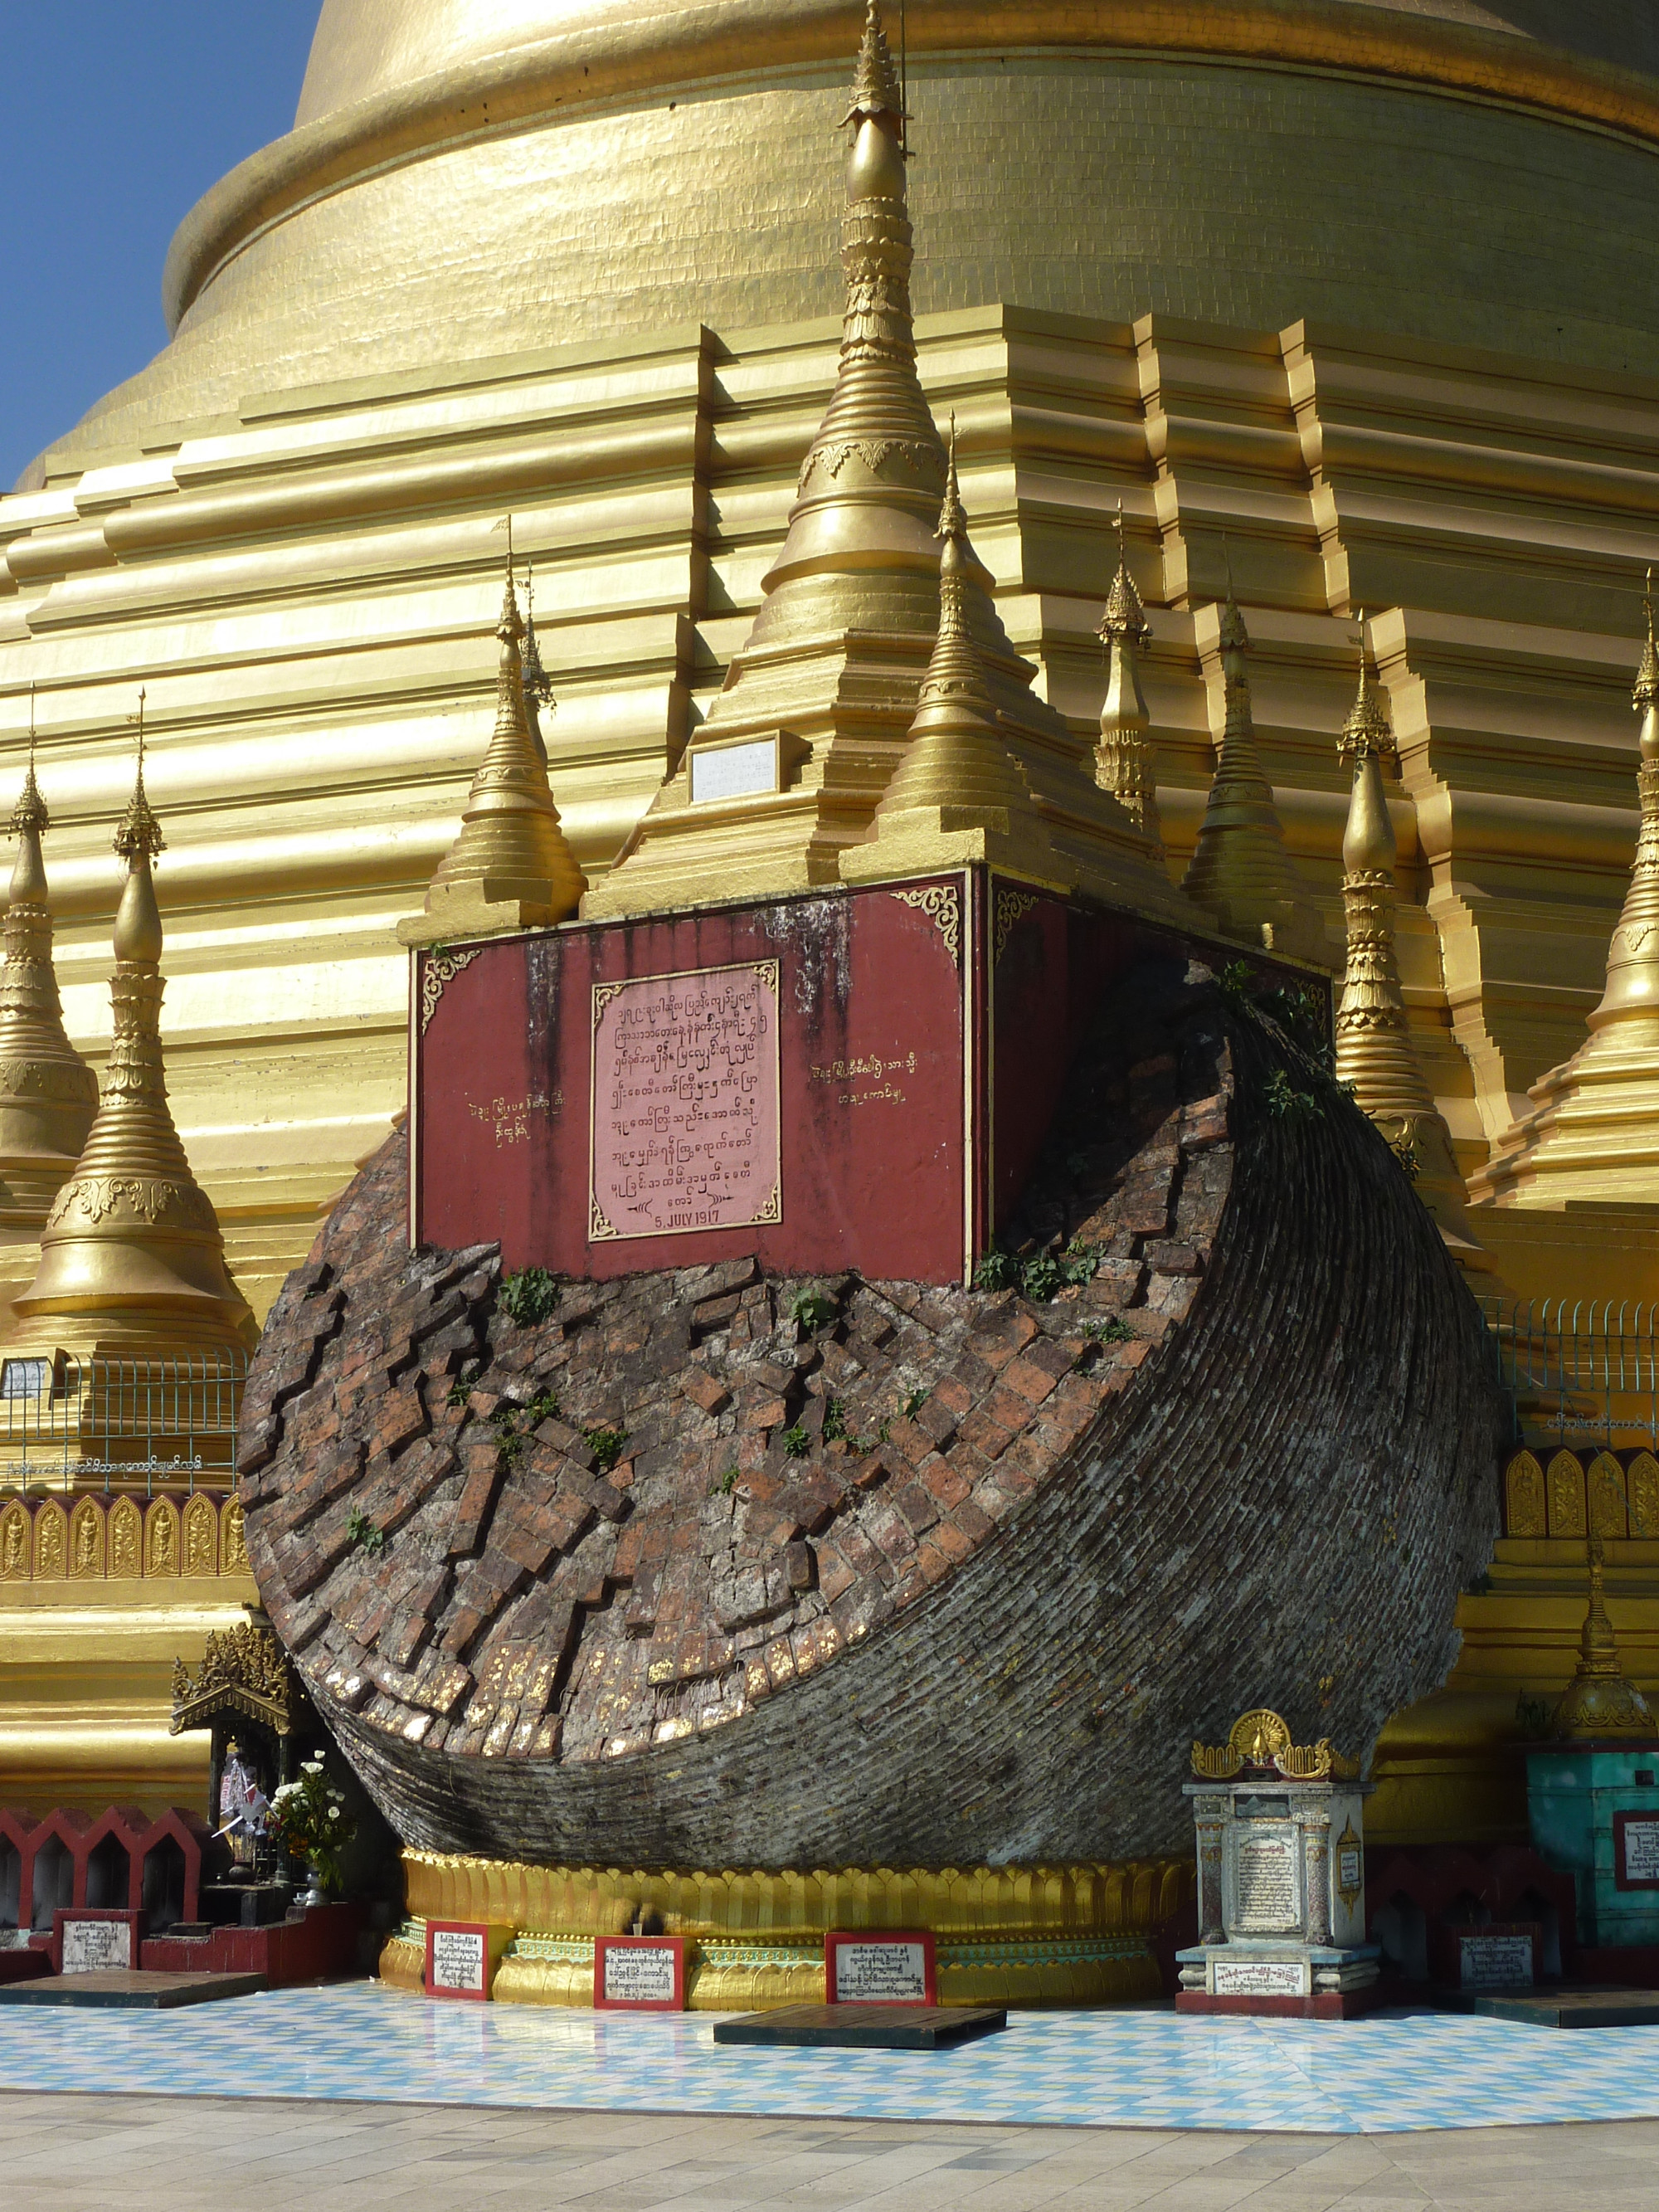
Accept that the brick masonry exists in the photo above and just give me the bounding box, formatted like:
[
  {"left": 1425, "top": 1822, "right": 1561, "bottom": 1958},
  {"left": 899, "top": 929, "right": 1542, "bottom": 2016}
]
[{"left": 241, "top": 951, "right": 1506, "bottom": 1868}]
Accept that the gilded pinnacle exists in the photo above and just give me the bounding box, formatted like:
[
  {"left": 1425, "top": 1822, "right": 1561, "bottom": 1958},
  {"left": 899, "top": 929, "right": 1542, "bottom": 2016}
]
[
  {"left": 844, "top": 0, "right": 903, "bottom": 124},
  {"left": 1340, "top": 616, "right": 1394, "bottom": 764},
  {"left": 1097, "top": 506, "right": 1151, "bottom": 650},
  {"left": 11, "top": 701, "right": 47, "bottom": 846},
  {"left": 1637, "top": 568, "right": 1658, "bottom": 711},
  {"left": 114, "top": 702, "right": 165, "bottom": 864}
]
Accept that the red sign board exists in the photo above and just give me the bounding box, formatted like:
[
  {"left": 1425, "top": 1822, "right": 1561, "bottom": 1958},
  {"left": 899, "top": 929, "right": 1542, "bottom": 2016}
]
[
  {"left": 593, "top": 1934, "right": 689, "bottom": 2010},
  {"left": 825, "top": 1929, "right": 938, "bottom": 2005}
]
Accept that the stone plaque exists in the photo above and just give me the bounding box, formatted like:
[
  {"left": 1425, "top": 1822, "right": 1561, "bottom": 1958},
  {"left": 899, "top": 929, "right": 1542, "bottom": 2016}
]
[
  {"left": 1336, "top": 1843, "right": 1363, "bottom": 1897},
  {"left": 1233, "top": 1830, "right": 1300, "bottom": 1932},
  {"left": 430, "top": 1926, "right": 487, "bottom": 1994},
  {"left": 688, "top": 738, "right": 780, "bottom": 804},
  {"left": 1458, "top": 1932, "right": 1534, "bottom": 1990},
  {"left": 594, "top": 1936, "right": 687, "bottom": 2010},
  {"left": 61, "top": 1919, "right": 131, "bottom": 1972},
  {"left": 590, "top": 962, "right": 781, "bottom": 1241},
  {"left": 1621, "top": 1815, "right": 1659, "bottom": 1886},
  {"left": 1212, "top": 1957, "right": 1310, "bottom": 1997},
  {"left": 826, "top": 1931, "right": 936, "bottom": 2005}
]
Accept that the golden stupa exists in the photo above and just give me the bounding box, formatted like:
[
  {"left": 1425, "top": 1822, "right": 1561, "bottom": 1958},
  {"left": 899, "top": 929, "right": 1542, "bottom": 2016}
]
[
  {"left": 1472, "top": 581, "right": 1659, "bottom": 1209},
  {"left": 842, "top": 428, "right": 1066, "bottom": 889},
  {"left": 1333, "top": 623, "right": 1487, "bottom": 1263},
  {"left": 1095, "top": 505, "right": 1162, "bottom": 858},
  {"left": 2, "top": 0, "right": 1659, "bottom": 1837},
  {"left": 8, "top": 730, "right": 255, "bottom": 1362},
  {"left": 1551, "top": 1536, "right": 1657, "bottom": 1742},
  {"left": 0, "top": 727, "right": 99, "bottom": 1227},
  {"left": 399, "top": 551, "right": 585, "bottom": 946}
]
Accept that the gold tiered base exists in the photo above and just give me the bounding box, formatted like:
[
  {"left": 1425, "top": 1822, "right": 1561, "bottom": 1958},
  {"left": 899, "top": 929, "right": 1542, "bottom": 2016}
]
[{"left": 378, "top": 1852, "right": 1189, "bottom": 2010}]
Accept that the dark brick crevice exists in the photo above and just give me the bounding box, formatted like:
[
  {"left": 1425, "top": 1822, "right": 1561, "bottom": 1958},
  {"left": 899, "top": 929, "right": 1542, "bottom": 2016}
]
[{"left": 241, "top": 953, "right": 1505, "bottom": 1868}]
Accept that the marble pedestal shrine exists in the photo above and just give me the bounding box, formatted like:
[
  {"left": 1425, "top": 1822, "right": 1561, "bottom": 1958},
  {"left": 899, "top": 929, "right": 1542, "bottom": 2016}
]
[{"left": 1177, "top": 1709, "right": 1381, "bottom": 2020}]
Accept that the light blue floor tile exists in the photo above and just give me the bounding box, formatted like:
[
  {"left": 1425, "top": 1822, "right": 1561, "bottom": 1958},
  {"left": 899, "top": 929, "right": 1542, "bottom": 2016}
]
[{"left": 2, "top": 1984, "right": 1659, "bottom": 2132}]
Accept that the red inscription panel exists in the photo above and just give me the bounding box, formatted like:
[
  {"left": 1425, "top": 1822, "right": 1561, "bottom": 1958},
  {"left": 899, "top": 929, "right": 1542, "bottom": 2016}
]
[
  {"left": 415, "top": 880, "right": 968, "bottom": 1284},
  {"left": 590, "top": 962, "right": 781, "bottom": 1241}
]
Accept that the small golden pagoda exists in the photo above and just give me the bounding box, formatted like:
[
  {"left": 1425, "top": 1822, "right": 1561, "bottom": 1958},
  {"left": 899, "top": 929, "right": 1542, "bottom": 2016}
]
[
  {"left": 7, "top": 734, "right": 255, "bottom": 1361},
  {"left": 399, "top": 557, "right": 584, "bottom": 948},
  {"left": 843, "top": 432, "right": 1066, "bottom": 889},
  {"left": 1334, "top": 626, "right": 1487, "bottom": 1261},
  {"left": 1552, "top": 1535, "right": 1656, "bottom": 1740},
  {"left": 0, "top": 729, "right": 98, "bottom": 1229},
  {"left": 1182, "top": 587, "right": 1326, "bottom": 963},
  {"left": 1472, "top": 578, "right": 1659, "bottom": 1207},
  {"left": 586, "top": 0, "right": 1180, "bottom": 924},
  {"left": 1095, "top": 505, "right": 1162, "bottom": 858}
]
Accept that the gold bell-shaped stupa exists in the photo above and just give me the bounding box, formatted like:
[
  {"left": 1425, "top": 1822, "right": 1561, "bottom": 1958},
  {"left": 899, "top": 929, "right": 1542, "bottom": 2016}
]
[
  {"left": 0, "top": 722, "right": 99, "bottom": 1229},
  {"left": 8, "top": 727, "right": 255, "bottom": 1360},
  {"left": 400, "top": 551, "right": 585, "bottom": 947}
]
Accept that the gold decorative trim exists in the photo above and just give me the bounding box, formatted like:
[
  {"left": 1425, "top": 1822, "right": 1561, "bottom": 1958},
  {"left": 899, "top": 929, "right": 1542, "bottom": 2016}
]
[
  {"left": 890, "top": 884, "right": 961, "bottom": 968},
  {"left": 419, "top": 946, "right": 484, "bottom": 1037},
  {"left": 171, "top": 1620, "right": 294, "bottom": 1737},
  {"left": 993, "top": 887, "right": 1040, "bottom": 967}
]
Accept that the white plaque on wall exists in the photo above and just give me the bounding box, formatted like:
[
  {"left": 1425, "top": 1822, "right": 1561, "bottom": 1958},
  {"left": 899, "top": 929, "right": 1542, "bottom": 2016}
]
[
  {"left": 1212, "top": 1957, "right": 1310, "bottom": 1997},
  {"left": 430, "top": 1927, "right": 487, "bottom": 1994},
  {"left": 688, "top": 738, "right": 780, "bottom": 805},
  {"left": 61, "top": 1919, "right": 131, "bottom": 1973},
  {"left": 1458, "top": 1933, "right": 1534, "bottom": 1990}
]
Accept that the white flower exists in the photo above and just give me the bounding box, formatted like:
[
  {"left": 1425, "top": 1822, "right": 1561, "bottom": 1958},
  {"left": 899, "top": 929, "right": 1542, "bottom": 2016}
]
[
  {"left": 273, "top": 1782, "right": 300, "bottom": 1802},
  {"left": 302, "top": 1759, "right": 324, "bottom": 1775},
  {"left": 328, "top": 1807, "right": 339, "bottom": 1821}
]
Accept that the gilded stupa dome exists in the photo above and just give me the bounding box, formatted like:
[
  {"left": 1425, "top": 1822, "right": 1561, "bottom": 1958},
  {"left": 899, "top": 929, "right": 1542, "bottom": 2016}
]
[{"left": 32, "top": 0, "right": 1659, "bottom": 483}]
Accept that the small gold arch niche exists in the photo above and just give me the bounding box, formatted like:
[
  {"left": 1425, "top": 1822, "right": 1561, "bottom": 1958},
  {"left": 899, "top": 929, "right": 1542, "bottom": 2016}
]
[
  {"left": 182, "top": 1494, "right": 218, "bottom": 1577},
  {"left": 0, "top": 1500, "right": 30, "bottom": 1581},
  {"left": 1630, "top": 1452, "right": 1659, "bottom": 1539},
  {"left": 69, "top": 1497, "right": 105, "bottom": 1579},
  {"left": 1588, "top": 1451, "right": 1629, "bottom": 1540},
  {"left": 109, "top": 1497, "right": 142, "bottom": 1579},
  {"left": 1546, "top": 1450, "right": 1588, "bottom": 1540},
  {"left": 220, "top": 1495, "right": 249, "bottom": 1578},
  {"left": 32, "top": 1499, "right": 67, "bottom": 1579},
  {"left": 1504, "top": 1450, "right": 1545, "bottom": 1537},
  {"left": 144, "top": 1497, "right": 180, "bottom": 1579}
]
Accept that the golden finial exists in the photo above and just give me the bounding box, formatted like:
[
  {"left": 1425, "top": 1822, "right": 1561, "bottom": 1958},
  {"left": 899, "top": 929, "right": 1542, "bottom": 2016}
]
[
  {"left": 844, "top": 0, "right": 903, "bottom": 125},
  {"left": 114, "top": 689, "right": 165, "bottom": 865},
  {"left": 522, "top": 560, "right": 552, "bottom": 714},
  {"left": 1340, "top": 611, "right": 1394, "bottom": 765},
  {"left": 1094, "top": 500, "right": 1160, "bottom": 851},
  {"left": 1551, "top": 1534, "right": 1657, "bottom": 1739},
  {"left": 1097, "top": 501, "right": 1151, "bottom": 652},
  {"left": 1636, "top": 564, "right": 1658, "bottom": 712},
  {"left": 11, "top": 686, "right": 47, "bottom": 847},
  {"left": 1217, "top": 541, "right": 1249, "bottom": 656}
]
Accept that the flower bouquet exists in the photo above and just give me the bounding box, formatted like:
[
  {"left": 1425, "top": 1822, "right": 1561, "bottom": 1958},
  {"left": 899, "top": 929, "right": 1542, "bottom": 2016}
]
[{"left": 267, "top": 1758, "right": 358, "bottom": 1901}]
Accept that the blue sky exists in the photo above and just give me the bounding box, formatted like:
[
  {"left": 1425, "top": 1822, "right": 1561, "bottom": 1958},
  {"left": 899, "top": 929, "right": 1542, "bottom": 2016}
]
[{"left": 1, "top": 5, "right": 319, "bottom": 490}]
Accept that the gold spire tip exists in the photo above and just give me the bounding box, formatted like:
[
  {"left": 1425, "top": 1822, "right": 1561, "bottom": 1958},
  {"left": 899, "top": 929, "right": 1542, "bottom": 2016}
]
[
  {"left": 1099, "top": 499, "right": 1151, "bottom": 650},
  {"left": 12, "top": 685, "right": 46, "bottom": 842},
  {"left": 114, "top": 694, "right": 164, "bottom": 864},
  {"left": 844, "top": 0, "right": 903, "bottom": 125},
  {"left": 1637, "top": 564, "right": 1659, "bottom": 709}
]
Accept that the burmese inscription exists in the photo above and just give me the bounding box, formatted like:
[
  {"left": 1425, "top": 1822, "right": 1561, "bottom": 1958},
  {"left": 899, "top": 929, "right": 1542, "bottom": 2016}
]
[
  {"left": 1233, "top": 1831, "right": 1300, "bottom": 1932},
  {"left": 590, "top": 963, "right": 781, "bottom": 1240}
]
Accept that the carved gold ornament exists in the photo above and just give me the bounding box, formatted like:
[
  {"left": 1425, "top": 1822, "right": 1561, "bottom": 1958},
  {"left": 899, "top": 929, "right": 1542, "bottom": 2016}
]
[
  {"left": 889, "top": 884, "right": 961, "bottom": 967},
  {"left": 1192, "top": 1706, "right": 1360, "bottom": 1782},
  {"left": 171, "top": 1620, "right": 293, "bottom": 1738}
]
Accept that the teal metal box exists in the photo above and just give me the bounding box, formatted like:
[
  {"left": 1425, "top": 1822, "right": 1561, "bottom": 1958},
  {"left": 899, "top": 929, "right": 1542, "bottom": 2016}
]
[{"left": 1527, "top": 1743, "right": 1659, "bottom": 1948}]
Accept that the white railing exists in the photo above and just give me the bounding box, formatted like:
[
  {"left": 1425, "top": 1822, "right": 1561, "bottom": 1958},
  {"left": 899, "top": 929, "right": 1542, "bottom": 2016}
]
[{"left": 0, "top": 1352, "right": 248, "bottom": 1496}]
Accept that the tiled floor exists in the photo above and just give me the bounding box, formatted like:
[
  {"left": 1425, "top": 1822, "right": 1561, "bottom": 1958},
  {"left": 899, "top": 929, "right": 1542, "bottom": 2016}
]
[
  {"left": 3, "top": 1983, "right": 1659, "bottom": 2134},
  {"left": 7, "top": 2092, "right": 1659, "bottom": 2212}
]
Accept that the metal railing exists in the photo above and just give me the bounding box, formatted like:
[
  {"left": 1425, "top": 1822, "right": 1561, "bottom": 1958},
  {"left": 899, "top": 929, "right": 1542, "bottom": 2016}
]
[
  {"left": 0, "top": 1352, "right": 247, "bottom": 1496},
  {"left": 1481, "top": 1298, "right": 1659, "bottom": 1452}
]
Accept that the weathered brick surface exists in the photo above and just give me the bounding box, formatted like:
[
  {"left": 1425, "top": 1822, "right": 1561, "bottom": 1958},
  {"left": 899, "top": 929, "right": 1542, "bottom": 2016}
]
[{"left": 242, "top": 954, "right": 1504, "bottom": 1866}]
